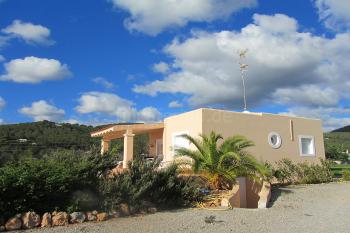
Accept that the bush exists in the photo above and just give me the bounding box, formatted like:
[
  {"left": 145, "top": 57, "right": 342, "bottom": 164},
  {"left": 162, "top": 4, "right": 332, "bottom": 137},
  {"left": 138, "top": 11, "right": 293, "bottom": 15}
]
[
  {"left": 0, "top": 149, "right": 116, "bottom": 220},
  {"left": 325, "top": 144, "right": 348, "bottom": 162},
  {"left": 341, "top": 170, "right": 350, "bottom": 181},
  {"left": 273, "top": 159, "right": 332, "bottom": 185},
  {"left": 100, "top": 159, "right": 202, "bottom": 212}
]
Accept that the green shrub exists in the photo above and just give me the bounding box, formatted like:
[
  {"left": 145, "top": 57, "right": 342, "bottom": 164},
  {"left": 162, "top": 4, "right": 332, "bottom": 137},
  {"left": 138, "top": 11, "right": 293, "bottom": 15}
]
[
  {"left": 0, "top": 149, "right": 116, "bottom": 220},
  {"left": 341, "top": 170, "right": 350, "bottom": 181},
  {"left": 273, "top": 159, "right": 332, "bottom": 185},
  {"left": 100, "top": 159, "right": 202, "bottom": 212}
]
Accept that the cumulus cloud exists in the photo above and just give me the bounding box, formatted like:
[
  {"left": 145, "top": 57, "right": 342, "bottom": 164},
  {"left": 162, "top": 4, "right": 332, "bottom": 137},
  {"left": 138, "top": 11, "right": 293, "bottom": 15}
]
[
  {"left": 280, "top": 107, "right": 350, "bottom": 132},
  {"left": 19, "top": 100, "right": 65, "bottom": 122},
  {"left": 0, "top": 96, "right": 5, "bottom": 110},
  {"left": 92, "top": 77, "right": 114, "bottom": 89},
  {"left": 133, "top": 14, "right": 350, "bottom": 110},
  {"left": 133, "top": 13, "right": 350, "bottom": 129},
  {"left": 168, "top": 101, "right": 183, "bottom": 108},
  {"left": 76, "top": 92, "right": 161, "bottom": 122},
  {"left": 2, "top": 20, "right": 55, "bottom": 45},
  {"left": 0, "top": 56, "right": 72, "bottom": 83},
  {"left": 109, "top": 0, "right": 257, "bottom": 35},
  {"left": 314, "top": 0, "right": 350, "bottom": 31},
  {"left": 153, "top": 62, "right": 170, "bottom": 74}
]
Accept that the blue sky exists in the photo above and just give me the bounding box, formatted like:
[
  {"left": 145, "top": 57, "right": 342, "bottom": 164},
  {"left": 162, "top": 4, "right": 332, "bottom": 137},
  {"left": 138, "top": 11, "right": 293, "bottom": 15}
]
[{"left": 0, "top": 0, "right": 350, "bottom": 131}]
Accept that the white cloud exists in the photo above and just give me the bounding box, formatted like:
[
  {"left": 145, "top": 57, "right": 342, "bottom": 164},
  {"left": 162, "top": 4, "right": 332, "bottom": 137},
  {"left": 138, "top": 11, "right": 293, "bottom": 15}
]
[
  {"left": 133, "top": 14, "right": 350, "bottom": 111},
  {"left": 168, "top": 100, "right": 183, "bottom": 108},
  {"left": 314, "top": 0, "right": 350, "bottom": 31},
  {"left": 0, "top": 119, "right": 3, "bottom": 124},
  {"left": 0, "top": 55, "right": 5, "bottom": 62},
  {"left": 280, "top": 107, "right": 350, "bottom": 131},
  {"left": 109, "top": 0, "right": 257, "bottom": 35},
  {"left": 153, "top": 62, "right": 170, "bottom": 74},
  {"left": 2, "top": 20, "right": 55, "bottom": 45},
  {"left": 76, "top": 92, "right": 161, "bottom": 122},
  {"left": 92, "top": 77, "right": 114, "bottom": 89},
  {"left": 0, "top": 56, "right": 72, "bottom": 83},
  {"left": 19, "top": 100, "right": 65, "bottom": 122},
  {"left": 0, "top": 96, "right": 5, "bottom": 110},
  {"left": 137, "top": 107, "right": 162, "bottom": 122}
]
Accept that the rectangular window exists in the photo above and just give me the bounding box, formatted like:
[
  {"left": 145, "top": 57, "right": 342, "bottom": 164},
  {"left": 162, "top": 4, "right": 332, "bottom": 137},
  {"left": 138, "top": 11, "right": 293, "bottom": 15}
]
[
  {"left": 172, "top": 131, "right": 189, "bottom": 155},
  {"left": 299, "top": 135, "right": 315, "bottom": 156}
]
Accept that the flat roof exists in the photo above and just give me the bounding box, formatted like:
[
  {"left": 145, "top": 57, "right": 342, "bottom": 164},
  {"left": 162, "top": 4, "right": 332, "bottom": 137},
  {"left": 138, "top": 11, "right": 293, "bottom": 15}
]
[{"left": 91, "top": 123, "right": 164, "bottom": 138}]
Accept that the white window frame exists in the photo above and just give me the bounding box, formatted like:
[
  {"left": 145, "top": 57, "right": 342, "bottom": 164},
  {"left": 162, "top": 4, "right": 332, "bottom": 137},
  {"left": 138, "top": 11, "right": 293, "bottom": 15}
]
[
  {"left": 298, "top": 135, "right": 316, "bottom": 157},
  {"left": 172, "top": 131, "right": 189, "bottom": 156},
  {"left": 268, "top": 132, "right": 282, "bottom": 149}
]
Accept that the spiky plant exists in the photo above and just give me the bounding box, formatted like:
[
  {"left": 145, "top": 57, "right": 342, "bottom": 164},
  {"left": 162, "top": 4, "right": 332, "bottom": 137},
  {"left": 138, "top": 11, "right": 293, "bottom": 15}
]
[{"left": 175, "top": 131, "right": 269, "bottom": 189}]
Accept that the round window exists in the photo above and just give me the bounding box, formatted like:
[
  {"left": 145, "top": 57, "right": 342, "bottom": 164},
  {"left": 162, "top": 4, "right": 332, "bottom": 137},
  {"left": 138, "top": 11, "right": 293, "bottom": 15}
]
[{"left": 268, "top": 132, "right": 282, "bottom": 149}]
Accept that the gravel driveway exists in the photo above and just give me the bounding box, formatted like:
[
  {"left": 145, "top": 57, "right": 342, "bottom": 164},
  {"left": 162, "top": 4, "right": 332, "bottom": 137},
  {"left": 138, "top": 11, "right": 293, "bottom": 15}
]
[{"left": 23, "top": 182, "right": 350, "bottom": 233}]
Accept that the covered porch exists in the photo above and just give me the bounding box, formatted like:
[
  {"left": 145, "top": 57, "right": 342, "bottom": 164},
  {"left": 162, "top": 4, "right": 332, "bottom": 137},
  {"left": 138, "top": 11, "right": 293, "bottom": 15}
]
[{"left": 91, "top": 123, "right": 164, "bottom": 168}]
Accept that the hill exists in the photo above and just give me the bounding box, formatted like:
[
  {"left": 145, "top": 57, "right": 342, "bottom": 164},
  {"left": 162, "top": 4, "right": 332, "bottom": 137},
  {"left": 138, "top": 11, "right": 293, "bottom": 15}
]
[
  {"left": 0, "top": 121, "right": 102, "bottom": 165},
  {"left": 332, "top": 125, "right": 350, "bottom": 133}
]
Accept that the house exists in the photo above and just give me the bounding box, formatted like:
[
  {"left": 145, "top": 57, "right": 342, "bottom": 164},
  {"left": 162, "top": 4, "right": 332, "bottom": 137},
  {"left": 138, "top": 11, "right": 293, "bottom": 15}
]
[{"left": 91, "top": 108, "right": 325, "bottom": 168}]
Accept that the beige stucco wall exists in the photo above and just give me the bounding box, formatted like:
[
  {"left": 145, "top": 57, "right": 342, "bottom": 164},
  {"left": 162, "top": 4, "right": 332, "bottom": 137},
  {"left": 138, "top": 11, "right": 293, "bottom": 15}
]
[
  {"left": 163, "top": 109, "right": 203, "bottom": 162},
  {"left": 163, "top": 108, "right": 325, "bottom": 165},
  {"left": 201, "top": 108, "right": 325, "bottom": 164},
  {"left": 148, "top": 129, "right": 163, "bottom": 156}
]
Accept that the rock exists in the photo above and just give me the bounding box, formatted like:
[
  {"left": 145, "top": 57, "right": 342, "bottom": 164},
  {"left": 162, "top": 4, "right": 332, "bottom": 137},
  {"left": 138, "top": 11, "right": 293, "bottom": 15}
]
[
  {"left": 119, "top": 203, "right": 130, "bottom": 216},
  {"left": 96, "top": 212, "right": 108, "bottom": 222},
  {"left": 5, "top": 216, "right": 22, "bottom": 231},
  {"left": 85, "top": 211, "right": 97, "bottom": 221},
  {"left": 108, "top": 210, "right": 121, "bottom": 218},
  {"left": 0, "top": 226, "right": 5, "bottom": 232},
  {"left": 69, "top": 212, "right": 86, "bottom": 224},
  {"left": 221, "top": 198, "right": 229, "bottom": 207},
  {"left": 52, "top": 212, "right": 68, "bottom": 226},
  {"left": 41, "top": 213, "right": 52, "bottom": 227},
  {"left": 22, "top": 211, "right": 41, "bottom": 229},
  {"left": 147, "top": 207, "right": 157, "bottom": 214}
]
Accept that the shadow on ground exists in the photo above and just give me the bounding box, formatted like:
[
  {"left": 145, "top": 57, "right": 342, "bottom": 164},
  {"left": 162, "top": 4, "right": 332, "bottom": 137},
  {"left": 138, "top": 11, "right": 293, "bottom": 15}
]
[{"left": 268, "top": 185, "right": 294, "bottom": 208}]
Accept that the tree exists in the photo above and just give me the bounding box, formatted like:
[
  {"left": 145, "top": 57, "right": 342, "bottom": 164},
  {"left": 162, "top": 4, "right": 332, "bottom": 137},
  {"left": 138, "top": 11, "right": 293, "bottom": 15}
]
[
  {"left": 175, "top": 131, "right": 269, "bottom": 190},
  {"left": 325, "top": 144, "right": 349, "bottom": 162}
]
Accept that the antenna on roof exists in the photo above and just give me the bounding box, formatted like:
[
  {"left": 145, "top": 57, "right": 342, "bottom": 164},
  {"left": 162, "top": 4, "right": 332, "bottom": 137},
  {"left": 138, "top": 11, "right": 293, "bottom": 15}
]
[{"left": 238, "top": 49, "right": 249, "bottom": 113}]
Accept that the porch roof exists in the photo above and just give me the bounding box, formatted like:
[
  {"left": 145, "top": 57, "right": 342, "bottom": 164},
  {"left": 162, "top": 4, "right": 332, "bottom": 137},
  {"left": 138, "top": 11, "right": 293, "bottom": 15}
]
[{"left": 91, "top": 123, "right": 164, "bottom": 139}]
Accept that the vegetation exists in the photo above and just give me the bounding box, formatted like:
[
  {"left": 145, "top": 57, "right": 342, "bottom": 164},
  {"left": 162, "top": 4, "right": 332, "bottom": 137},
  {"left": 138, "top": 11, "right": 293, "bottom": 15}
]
[
  {"left": 0, "top": 121, "right": 101, "bottom": 165},
  {"left": 273, "top": 158, "right": 332, "bottom": 184},
  {"left": 0, "top": 121, "right": 150, "bottom": 166},
  {"left": 100, "top": 159, "right": 202, "bottom": 212},
  {"left": 0, "top": 149, "right": 117, "bottom": 220},
  {"left": 0, "top": 150, "right": 201, "bottom": 221},
  {"left": 341, "top": 170, "right": 350, "bottom": 181},
  {"left": 175, "top": 131, "right": 270, "bottom": 189},
  {"left": 325, "top": 144, "right": 349, "bottom": 162},
  {"left": 330, "top": 164, "right": 350, "bottom": 177}
]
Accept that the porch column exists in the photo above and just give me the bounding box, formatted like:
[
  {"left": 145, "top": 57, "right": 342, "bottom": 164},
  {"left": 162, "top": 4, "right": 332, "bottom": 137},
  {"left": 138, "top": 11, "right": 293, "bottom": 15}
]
[
  {"left": 123, "top": 129, "right": 135, "bottom": 169},
  {"left": 100, "top": 138, "right": 110, "bottom": 155}
]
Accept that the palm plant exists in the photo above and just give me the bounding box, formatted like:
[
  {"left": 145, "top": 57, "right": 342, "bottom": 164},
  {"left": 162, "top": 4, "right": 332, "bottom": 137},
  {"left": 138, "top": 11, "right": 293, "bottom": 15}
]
[{"left": 175, "top": 131, "right": 269, "bottom": 189}]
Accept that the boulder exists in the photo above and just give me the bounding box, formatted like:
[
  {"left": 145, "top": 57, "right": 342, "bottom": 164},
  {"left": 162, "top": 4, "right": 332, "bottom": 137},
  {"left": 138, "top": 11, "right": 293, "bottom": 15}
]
[
  {"left": 52, "top": 212, "right": 68, "bottom": 226},
  {"left": 41, "top": 213, "right": 52, "bottom": 227},
  {"left": 69, "top": 212, "right": 86, "bottom": 224},
  {"left": 119, "top": 203, "right": 130, "bottom": 216},
  {"left": 22, "top": 211, "right": 41, "bottom": 229},
  {"left": 5, "top": 216, "right": 22, "bottom": 231},
  {"left": 96, "top": 212, "right": 108, "bottom": 222},
  {"left": 147, "top": 207, "right": 157, "bottom": 214},
  {"left": 85, "top": 211, "right": 97, "bottom": 221}
]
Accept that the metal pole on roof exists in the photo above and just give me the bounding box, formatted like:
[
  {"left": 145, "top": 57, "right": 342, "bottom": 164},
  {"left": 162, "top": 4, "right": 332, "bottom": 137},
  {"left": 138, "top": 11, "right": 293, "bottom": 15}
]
[{"left": 239, "top": 49, "right": 249, "bottom": 112}]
